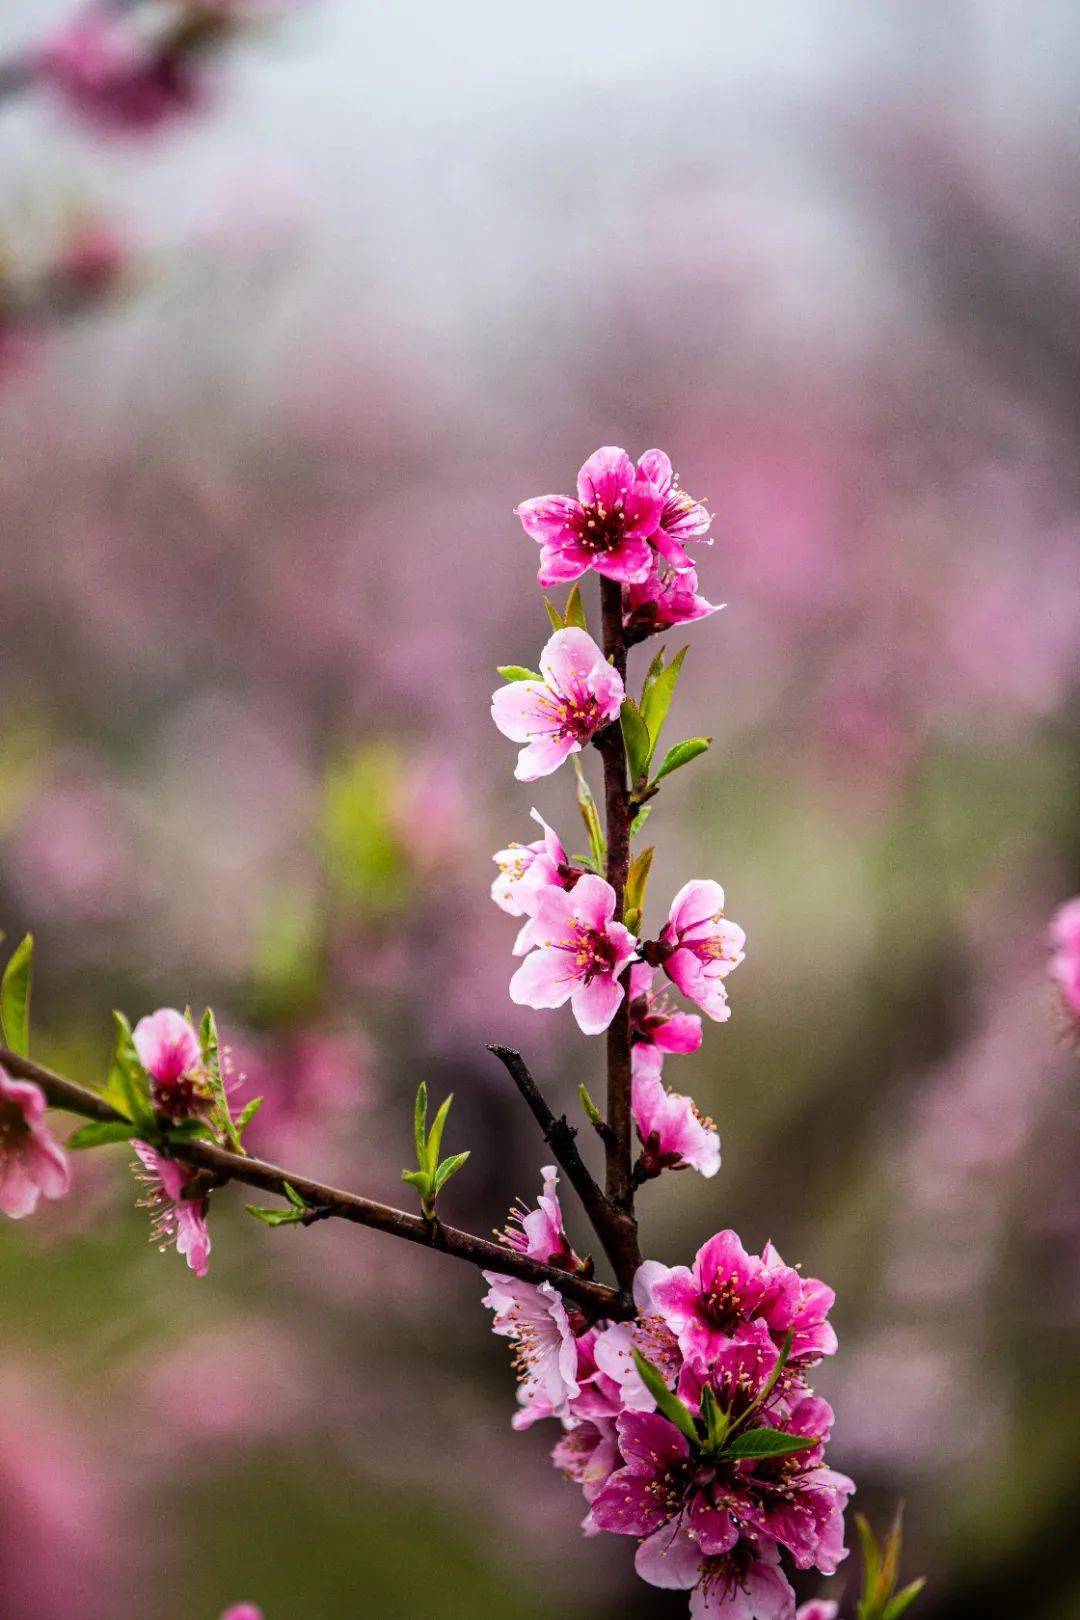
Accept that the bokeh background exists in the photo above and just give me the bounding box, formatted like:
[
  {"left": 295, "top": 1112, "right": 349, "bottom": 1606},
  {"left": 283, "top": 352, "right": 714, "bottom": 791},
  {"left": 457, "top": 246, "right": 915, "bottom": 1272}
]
[{"left": 1, "top": 3, "right": 1079, "bottom": 1616}]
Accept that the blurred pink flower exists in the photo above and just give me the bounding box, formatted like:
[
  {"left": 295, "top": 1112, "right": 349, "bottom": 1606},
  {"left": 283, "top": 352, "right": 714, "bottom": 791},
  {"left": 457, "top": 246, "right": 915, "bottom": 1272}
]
[
  {"left": 1049, "top": 896, "right": 1080, "bottom": 1026},
  {"left": 0, "top": 1071, "right": 71, "bottom": 1219},
  {"left": 515, "top": 446, "right": 661, "bottom": 586},
  {"left": 221, "top": 1607, "right": 264, "bottom": 1620},
  {"left": 131, "top": 1141, "right": 211, "bottom": 1276},
  {"left": 631, "top": 1045, "right": 720, "bottom": 1178},
  {"left": 38, "top": 13, "right": 204, "bottom": 135},
  {"left": 50, "top": 218, "right": 128, "bottom": 300},
  {"left": 654, "top": 880, "right": 746, "bottom": 1023},
  {"left": 796, "top": 1603, "right": 838, "bottom": 1620},
  {"left": 491, "top": 628, "right": 624, "bottom": 781},
  {"left": 637, "top": 448, "right": 713, "bottom": 573},
  {"left": 509, "top": 873, "right": 637, "bottom": 1034},
  {"left": 228, "top": 1028, "right": 369, "bottom": 1165}
]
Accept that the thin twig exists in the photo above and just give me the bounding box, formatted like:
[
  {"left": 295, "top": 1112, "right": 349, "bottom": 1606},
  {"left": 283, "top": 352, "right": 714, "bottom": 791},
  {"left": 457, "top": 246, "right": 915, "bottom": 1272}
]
[{"left": 0, "top": 1043, "right": 628, "bottom": 1318}]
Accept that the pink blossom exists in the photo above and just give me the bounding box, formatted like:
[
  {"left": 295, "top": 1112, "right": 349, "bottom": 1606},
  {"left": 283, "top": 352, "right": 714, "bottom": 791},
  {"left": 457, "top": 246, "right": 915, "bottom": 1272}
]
[
  {"left": 761, "top": 1243, "right": 838, "bottom": 1365},
  {"left": 796, "top": 1602, "right": 838, "bottom": 1620},
  {"left": 491, "top": 809, "right": 585, "bottom": 953},
  {"left": 131, "top": 1142, "right": 211, "bottom": 1276},
  {"left": 629, "top": 963, "right": 703, "bottom": 1053},
  {"left": 514, "top": 446, "right": 662, "bottom": 586},
  {"left": 623, "top": 555, "right": 722, "bottom": 639},
  {"left": 37, "top": 15, "right": 204, "bottom": 136},
  {"left": 591, "top": 1305, "right": 683, "bottom": 1414},
  {"left": 632, "top": 1044, "right": 720, "bottom": 1178},
  {"left": 637, "top": 449, "right": 713, "bottom": 573},
  {"left": 0, "top": 1070, "right": 71, "bottom": 1219},
  {"left": 1049, "top": 896, "right": 1080, "bottom": 1024},
  {"left": 133, "top": 1007, "right": 209, "bottom": 1121},
  {"left": 51, "top": 219, "right": 128, "bottom": 300},
  {"left": 491, "top": 628, "right": 624, "bottom": 781},
  {"left": 509, "top": 873, "right": 637, "bottom": 1034},
  {"left": 501, "top": 1164, "right": 585, "bottom": 1271},
  {"left": 655, "top": 880, "right": 746, "bottom": 1022},
  {"left": 648, "top": 1230, "right": 803, "bottom": 1365},
  {"left": 683, "top": 1540, "right": 797, "bottom": 1619},
  {"left": 481, "top": 1274, "right": 581, "bottom": 1416},
  {"left": 220, "top": 1608, "right": 264, "bottom": 1620},
  {"left": 552, "top": 1415, "right": 620, "bottom": 1505}
]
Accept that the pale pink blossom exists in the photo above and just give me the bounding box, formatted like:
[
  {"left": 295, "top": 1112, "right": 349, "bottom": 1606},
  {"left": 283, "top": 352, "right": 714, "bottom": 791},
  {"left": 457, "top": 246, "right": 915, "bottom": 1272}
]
[
  {"left": 629, "top": 963, "right": 703, "bottom": 1053},
  {"left": 509, "top": 873, "right": 637, "bottom": 1034},
  {"left": 685, "top": 1540, "right": 797, "bottom": 1618},
  {"left": 131, "top": 1141, "right": 211, "bottom": 1276},
  {"left": 501, "top": 1164, "right": 585, "bottom": 1271},
  {"left": 632, "top": 1044, "right": 720, "bottom": 1178},
  {"left": 491, "top": 628, "right": 623, "bottom": 781},
  {"left": 38, "top": 14, "right": 204, "bottom": 135},
  {"left": 481, "top": 1274, "right": 580, "bottom": 1416},
  {"left": 133, "top": 1006, "right": 209, "bottom": 1121},
  {"left": 655, "top": 880, "right": 746, "bottom": 1022},
  {"left": 491, "top": 809, "right": 584, "bottom": 953},
  {"left": 623, "top": 555, "right": 722, "bottom": 639},
  {"left": 552, "top": 1414, "right": 620, "bottom": 1505},
  {"left": 1049, "top": 896, "right": 1080, "bottom": 1025},
  {"left": 0, "top": 1070, "right": 71, "bottom": 1219},
  {"left": 515, "top": 446, "right": 662, "bottom": 586},
  {"left": 796, "top": 1602, "right": 838, "bottom": 1620},
  {"left": 637, "top": 449, "right": 713, "bottom": 573}
]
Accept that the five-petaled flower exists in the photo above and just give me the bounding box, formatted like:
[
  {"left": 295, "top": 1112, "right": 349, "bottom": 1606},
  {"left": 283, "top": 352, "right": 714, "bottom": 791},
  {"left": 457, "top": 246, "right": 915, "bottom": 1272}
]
[
  {"left": 481, "top": 1273, "right": 581, "bottom": 1415},
  {"left": 492, "top": 628, "right": 624, "bottom": 782},
  {"left": 131, "top": 1140, "right": 212, "bottom": 1276},
  {"left": 491, "top": 810, "right": 585, "bottom": 953},
  {"left": 651, "top": 880, "right": 746, "bottom": 1023},
  {"left": 0, "top": 1068, "right": 71, "bottom": 1219},
  {"left": 509, "top": 873, "right": 638, "bottom": 1034},
  {"left": 514, "top": 446, "right": 663, "bottom": 586}
]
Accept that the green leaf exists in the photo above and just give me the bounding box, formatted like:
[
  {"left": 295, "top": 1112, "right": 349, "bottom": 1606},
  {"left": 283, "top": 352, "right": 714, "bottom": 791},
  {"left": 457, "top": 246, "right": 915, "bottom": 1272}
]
[
  {"left": 283, "top": 1180, "right": 307, "bottom": 1210},
  {"left": 67, "top": 1120, "right": 134, "bottom": 1150},
  {"left": 1, "top": 933, "right": 33, "bottom": 1056},
  {"left": 497, "top": 665, "right": 542, "bottom": 683},
  {"left": 723, "top": 1428, "right": 818, "bottom": 1460},
  {"left": 413, "top": 1082, "right": 428, "bottom": 1163},
  {"left": 699, "top": 1384, "right": 729, "bottom": 1450},
  {"left": 199, "top": 1006, "right": 219, "bottom": 1076},
  {"left": 104, "top": 1010, "right": 154, "bottom": 1130},
  {"left": 401, "top": 1168, "right": 430, "bottom": 1193},
  {"left": 642, "top": 645, "right": 666, "bottom": 697},
  {"left": 620, "top": 698, "right": 652, "bottom": 785},
  {"left": 640, "top": 645, "right": 688, "bottom": 761},
  {"left": 426, "top": 1091, "right": 454, "bottom": 1171},
  {"left": 625, "top": 845, "right": 654, "bottom": 920},
  {"left": 578, "top": 1083, "right": 603, "bottom": 1126},
  {"left": 630, "top": 804, "right": 652, "bottom": 839},
  {"left": 883, "top": 1579, "right": 926, "bottom": 1620},
  {"left": 162, "top": 1119, "right": 214, "bottom": 1143},
  {"left": 631, "top": 1350, "right": 699, "bottom": 1444},
  {"left": 236, "top": 1095, "right": 264, "bottom": 1131},
  {"left": 563, "top": 584, "right": 587, "bottom": 630},
  {"left": 543, "top": 596, "right": 565, "bottom": 631},
  {"left": 246, "top": 1204, "right": 305, "bottom": 1228},
  {"left": 652, "top": 736, "right": 711, "bottom": 785},
  {"left": 855, "top": 1514, "right": 882, "bottom": 1616},
  {"left": 432, "top": 1150, "right": 470, "bottom": 1193},
  {"left": 572, "top": 757, "right": 606, "bottom": 869}
]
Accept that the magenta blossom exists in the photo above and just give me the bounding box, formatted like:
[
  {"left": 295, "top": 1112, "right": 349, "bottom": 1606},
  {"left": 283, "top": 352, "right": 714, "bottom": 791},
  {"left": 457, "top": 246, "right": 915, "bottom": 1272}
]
[
  {"left": 649, "top": 1230, "right": 804, "bottom": 1366},
  {"left": 0, "top": 1070, "right": 71, "bottom": 1219},
  {"left": 481, "top": 1274, "right": 581, "bottom": 1416},
  {"left": 131, "top": 1142, "right": 211, "bottom": 1276},
  {"left": 761, "top": 1243, "right": 838, "bottom": 1365},
  {"left": 509, "top": 874, "right": 638, "bottom": 1034},
  {"left": 1049, "top": 896, "right": 1080, "bottom": 1026},
  {"left": 629, "top": 963, "right": 703, "bottom": 1053},
  {"left": 37, "top": 14, "right": 204, "bottom": 135},
  {"left": 632, "top": 1045, "right": 720, "bottom": 1179},
  {"left": 221, "top": 1608, "right": 264, "bottom": 1620},
  {"left": 492, "top": 809, "right": 585, "bottom": 953},
  {"left": 623, "top": 554, "right": 722, "bottom": 640},
  {"left": 653, "top": 880, "right": 746, "bottom": 1023},
  {"left": 492, "top": 628, "right": 624, "bottom": 781},
  {"left": 796, "top": 1603, "right": 838, "bottom": 1620},
  {"left": 515, "top": 446, "right": 662, "bottom": 586},
  {"left": 133, "top": 1006, "right": 209, "bottom": 1121},
  {"left": 501, "top": 1164, "right": 585, "bottom": 1271},
  {"left": 637, "top": 449, "right": 713, "bottom": 573}
]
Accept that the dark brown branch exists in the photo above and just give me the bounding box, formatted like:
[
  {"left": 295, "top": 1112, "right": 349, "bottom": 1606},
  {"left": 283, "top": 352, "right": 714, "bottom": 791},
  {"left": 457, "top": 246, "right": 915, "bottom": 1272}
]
[
  {"left": 596, "top": 577, "right": 642, "bottom": 1280},
  {"left": 486, "top": 1043, "right": 628, "bottom": 1281},
  {"left": 0, "top": 1043, "right": 628, "bottom": 1319}
]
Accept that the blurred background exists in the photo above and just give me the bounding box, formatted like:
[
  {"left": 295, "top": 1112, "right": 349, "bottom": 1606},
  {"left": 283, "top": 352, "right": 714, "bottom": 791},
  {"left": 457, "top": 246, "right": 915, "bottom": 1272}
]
[{"left": 1, "top": 2, "right": 1078, "bottom": 1616}]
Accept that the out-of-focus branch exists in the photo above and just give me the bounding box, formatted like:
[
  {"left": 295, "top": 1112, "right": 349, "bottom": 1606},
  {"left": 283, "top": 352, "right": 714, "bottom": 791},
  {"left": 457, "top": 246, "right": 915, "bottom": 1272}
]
[{"left": 0, "top": 1042, "right": 629, "bottom": 1318}]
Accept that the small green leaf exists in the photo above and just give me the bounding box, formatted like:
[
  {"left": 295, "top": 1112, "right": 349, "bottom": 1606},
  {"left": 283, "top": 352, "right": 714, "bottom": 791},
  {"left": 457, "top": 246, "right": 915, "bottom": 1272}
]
[
  {"left": 426, "top": 1091, "right": 454, "bottom": 1171},
  {"left": 578, "top": 1083, "right": 603, "bottom": 1126},
  {"left": 630, "top": 804, "right": 652, "bottom": 839},
  {"left": 67, "top": 1120, "right": 134, "bottom": 1150},
  {"left": 199, "top": 1006, "right": 219, "bottom": 1075},
  {"left": 1, "top": 933, "right": 33, "bottom": 1057},
  {"left": 105, "top": 1011, "right": 154, "bottom": 1130},
  {"left": 543, "top": 596, "right": 565, "bottom": 631},
  {"left": 563, "top": 584, "right": 587, "bottom": 630},
  {"left": 855, "top": 1514, "right": 882, "bottom": 1616},
  {"left": 620, "top": 698, "right": 652, "bottom": 785},
  {"left": 642, "top": 645, "right": 666, "bottom": 697},
  {"left": 246, "top": 1204, "right": 305, "bottom": 1227},
  {"left": 283, "top": 1180, "right": 307, "bottom": 1210},
  {"left": 723, "top": 1428, "right": 818, "bottom": 1460},
  {"left": 162, "top": 1119, "right": 214, "bottom": 1143},
  {"left": 631, "top": 1350, "right": 699, "bottom": 1444},
  {"left": 883, "top": 1578, "right": 926, "bottom": 1620},
  {"left": 402, "top": 1168, "right": 430, "bottom": 1192},
  {"left": 497, "top": 665, "right": 542, "bottom": 683},
  {"left": 573, "top": 757, "right": 606, "bottom": 869},
  {"left": 640, "top": 645, "right": 688, "bottom": 761},
  {"left": 624, "top": 906, "right": 642, "bottom": 935},
  {"left": 236, "top": 1095, "right": 264, "bottom": 1131},
  {"left": 699, "top": 1384, "right": 729, "bottom": 1450},
  {"left": 652, "top": 737, "right": 711, "bottom": 785},
  {"left": 625, "top": 845, "right": 654, "bottom": 920},
  {"left": 413, "top": 1082, "right": 428, "bottom": 1163},
  {"left": 432, "top": 1150, "right": 470, "bottom": 1193}
]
